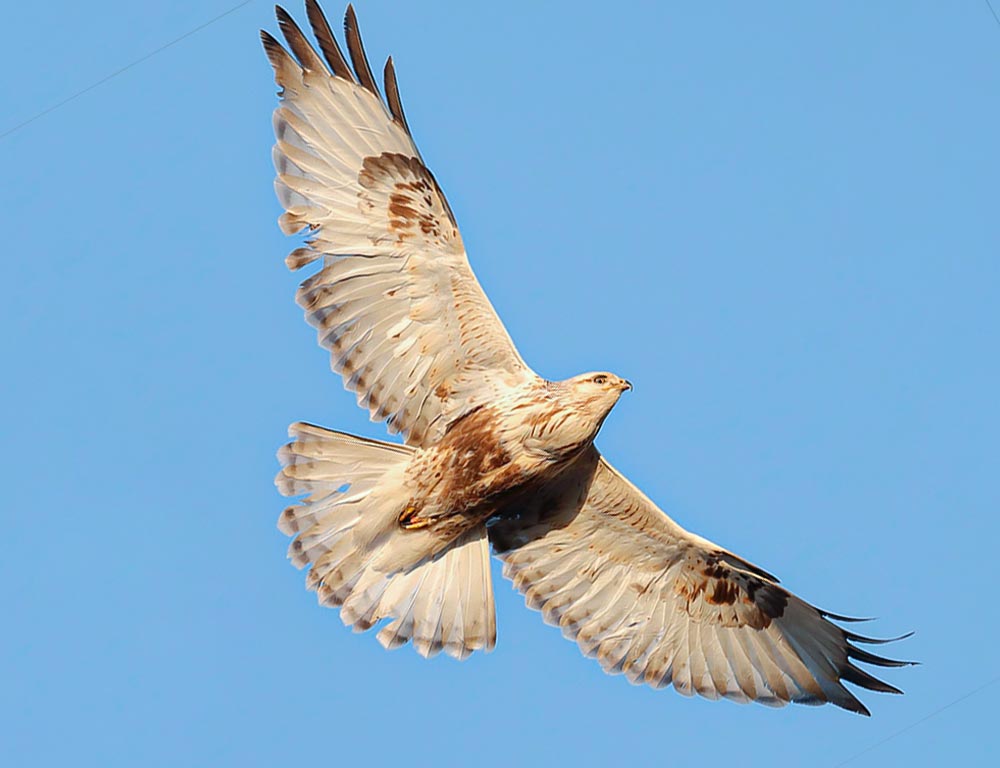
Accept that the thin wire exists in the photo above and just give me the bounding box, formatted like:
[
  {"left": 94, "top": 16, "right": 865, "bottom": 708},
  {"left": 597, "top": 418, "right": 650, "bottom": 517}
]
[
  {"left": 987, "top": 0, "right": 1000, "bottom": 29},
  {"left": 0, "top": 0, "right": 253, "bottom": 141},
  {"left": 836, "top": 2, "right": 1000, "bottom": 760},
  {"left": 832, "top": 674, "right": 1000, "bottom": 767}
]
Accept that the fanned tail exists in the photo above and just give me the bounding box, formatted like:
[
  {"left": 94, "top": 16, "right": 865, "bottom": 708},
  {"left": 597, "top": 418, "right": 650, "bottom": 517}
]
[{"left": 276, "top": 422, "right": 496, "bottom": 658}]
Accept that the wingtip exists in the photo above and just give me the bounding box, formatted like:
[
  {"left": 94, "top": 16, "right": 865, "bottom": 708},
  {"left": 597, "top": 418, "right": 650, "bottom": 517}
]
[
  {"left": 842, "top": 663, "right": 906, "bottom": 696},
  {"left": 821, "top": 609, "right": 878, "bottom": 623},
  {"left": 831, "top": 686, "right": 873, "bottom": 716},
  {"left": 274, "top": 5, "right": 291, "bottom": 26},
  {"left": 844, "top": 628, "right": 915, "bottom": 646},
  {"left": 383, "top": 54, "right": 413, "bottom": 136},
  {"left": 847, "top": 643, "right": 916, "bottom": 669},
  {"left": 260, "top": 28, "right": 280, "bottom": 48},
  {"left": 342, "top": 1, "right": 380, "bottom": 95},
  {"left": 260, "top": 28, "right": 288, "bottom": 71},
  {"left": 305, "top": 0, "right": 353, "bottom": 79}
]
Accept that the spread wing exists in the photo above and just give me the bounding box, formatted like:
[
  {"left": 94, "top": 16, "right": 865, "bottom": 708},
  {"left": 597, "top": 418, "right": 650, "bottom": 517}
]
[
  {"left": 262, "top": 2, "right": 534, "bottom": 446},
  {"left": 489, "top": 449, "right": 912, "bottom": 715}
]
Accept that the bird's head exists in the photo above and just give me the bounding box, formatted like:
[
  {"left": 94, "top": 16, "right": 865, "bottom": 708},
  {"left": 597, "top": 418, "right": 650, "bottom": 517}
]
[
  {"left": 536, "top": 371, "right": 633, "bottom": 459},
  {"left": 562, "top": 371, "right": 633, "bottom": 420}
]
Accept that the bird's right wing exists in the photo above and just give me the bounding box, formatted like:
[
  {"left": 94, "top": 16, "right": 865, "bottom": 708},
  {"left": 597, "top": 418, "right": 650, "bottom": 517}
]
[
  {"left": 263, "top": 2, "right": 535, "bottom": 447},
  {"left": 489, "top": 449, "right": 912, "bottom": 715}
]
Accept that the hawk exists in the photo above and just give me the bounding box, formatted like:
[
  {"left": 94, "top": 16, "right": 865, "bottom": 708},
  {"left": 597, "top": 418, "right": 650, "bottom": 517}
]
[{"left": 263, "top": 2, "right": 911, "bottom": 715}]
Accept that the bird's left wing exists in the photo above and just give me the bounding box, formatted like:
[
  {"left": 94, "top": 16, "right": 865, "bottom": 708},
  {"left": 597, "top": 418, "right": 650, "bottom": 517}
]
[
  {"left": 263, "top": 3, "right": 534, "bottom": 446},
  {"left": 489, "top": 449, "right": 911, "bottom": 715}
]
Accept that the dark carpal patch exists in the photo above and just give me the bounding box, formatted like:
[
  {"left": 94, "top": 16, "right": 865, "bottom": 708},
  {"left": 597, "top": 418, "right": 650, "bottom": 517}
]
[
  {"left": 358, "top": 152, "right": 459, "bottom": 246},
  {"left": 677, "top": 557, "right": 789, "bottom": 629},
  {"left": 745, "top": 578, "right": 788, "bottom": 620}
]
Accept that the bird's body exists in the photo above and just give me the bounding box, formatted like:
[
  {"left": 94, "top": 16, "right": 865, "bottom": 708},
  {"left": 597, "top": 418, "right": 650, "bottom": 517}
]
[
  {"left": 264, "top": 1, "right": 911, "bottom": 714},
  {"left": 397, "top": 376, "right": 624, "bottom": 531},
  {"left": 396, "top": 372, "right": 631, "bottom": 532},
  {"left": 282, "top": 372, "right": 631, "bottom": 605}
]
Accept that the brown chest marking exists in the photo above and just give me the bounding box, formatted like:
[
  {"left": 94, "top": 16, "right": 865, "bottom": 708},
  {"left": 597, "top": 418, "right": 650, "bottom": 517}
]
[
  {"left": 439, "top": 406, "right": 512, "bottom": 495},
  {"left": 397, "top": 406, "right": 517, "bottom": 533}
]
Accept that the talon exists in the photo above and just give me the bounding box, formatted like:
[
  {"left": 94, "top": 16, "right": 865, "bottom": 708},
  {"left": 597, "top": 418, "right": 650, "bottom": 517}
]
[{"left": 399, "top": 505, "right": 430, "bottom": 530}]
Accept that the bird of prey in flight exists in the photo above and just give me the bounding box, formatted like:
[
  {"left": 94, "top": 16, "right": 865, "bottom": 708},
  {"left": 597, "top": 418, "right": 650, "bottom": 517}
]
[{"left": 263, "top": 1, "right": 911, "bottom": 715}]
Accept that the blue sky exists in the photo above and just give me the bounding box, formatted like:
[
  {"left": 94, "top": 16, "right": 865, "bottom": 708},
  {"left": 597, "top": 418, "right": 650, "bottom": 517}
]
[{"left": 2, "top": 1, "right": 998, "bottom": 765}]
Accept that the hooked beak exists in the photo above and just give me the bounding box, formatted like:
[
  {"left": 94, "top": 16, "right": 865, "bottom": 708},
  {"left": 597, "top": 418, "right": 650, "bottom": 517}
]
[{"left": 620, "top": 379, "right": 633, "bottom": 392}]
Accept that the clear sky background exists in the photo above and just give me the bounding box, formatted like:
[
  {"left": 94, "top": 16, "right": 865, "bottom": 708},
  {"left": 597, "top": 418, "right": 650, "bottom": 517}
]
[{"left": 3, "top": 1, "right": 998, "bottom": 766}]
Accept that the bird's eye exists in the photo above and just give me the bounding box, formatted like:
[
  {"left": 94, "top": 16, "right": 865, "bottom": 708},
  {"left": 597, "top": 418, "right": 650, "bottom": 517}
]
[{"left": 593, "top": 375, "right": 608, "bottom": 385}]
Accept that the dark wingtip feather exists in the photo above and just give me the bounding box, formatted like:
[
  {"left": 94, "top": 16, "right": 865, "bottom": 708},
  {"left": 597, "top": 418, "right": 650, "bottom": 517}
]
[
  {"left": 847, "top": 644, "right": 916, "bottom": 669},
  {"left": 825, "top": 683, "right": 873, "bottom": 716},
  {"left": 842, "top": 664, "right": 905, "bottom": 695},
  {"left": 820, "top": 612, "right": 914, "bottom": 708},
  {"left": 306, "top": 0, "right": 353, "bottom": 79},
  {"left": 383, "top": 56, "right": 412, "bottom": 136},
  {"left": 344, "top": 4, "right": 380, "bottom": 96},
  {"left": 839, "top": 691, "right": 872, "bottom": 717},
  {"left": 853, "top": 702, "right": 873, "bottom": 717},
  {"left": 717, "top": 550, "right": 781, "bottom": 583},
  {"left": 820, "top": 609, "right": 877, "bottom": 623},
  {"left": 260, "top": 28, "right": 283, "bottom": 55},
  {"left": 275, "top": 5, "right": 325, "bottom": 72},
  {"left": 260, "top": 28, "right": 292, "bottom": 71},
  {"left": 844, "top": 629, "right": 915, "bottom": 645}
]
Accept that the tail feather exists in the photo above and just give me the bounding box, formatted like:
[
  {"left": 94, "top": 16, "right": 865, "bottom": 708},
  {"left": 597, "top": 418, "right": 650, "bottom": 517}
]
[
  {"left": 276, "top": 422, "right": 497, "bottom": 659},
  {"left": 372, "top": 530, "right": 497, "bottom": 659}
]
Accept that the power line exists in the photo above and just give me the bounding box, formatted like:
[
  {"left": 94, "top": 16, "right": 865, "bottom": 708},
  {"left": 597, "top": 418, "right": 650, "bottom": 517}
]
[
  {"left": 832, "top": 674, "right": 1000, "bottom": 767},
  {"left": 987, "top": 0, "right": 1000, "bottom": 30},
  {"left": 0, "top": 0, "right": 252, "bottom": 141}
]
